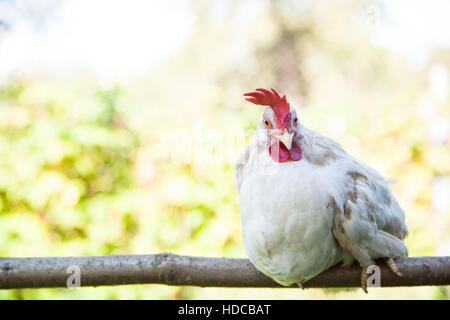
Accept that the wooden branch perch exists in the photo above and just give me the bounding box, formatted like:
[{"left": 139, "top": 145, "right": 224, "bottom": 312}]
[{"left": 0, "top": 254, "right": 449, "bottom": 289}]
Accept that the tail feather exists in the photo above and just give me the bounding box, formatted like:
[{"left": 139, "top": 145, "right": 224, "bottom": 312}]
[{"left": 367, "top": 230, "right": 408, "bottom": 259}]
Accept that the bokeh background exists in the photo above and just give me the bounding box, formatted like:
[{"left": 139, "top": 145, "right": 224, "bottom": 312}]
[{"left": 0, "top": 0, "right": 449, "bottom": 299}]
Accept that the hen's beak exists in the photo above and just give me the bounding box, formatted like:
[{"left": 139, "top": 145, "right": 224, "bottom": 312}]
[{"left": 277, "top": 130, "right": 294, "bottom": 150}]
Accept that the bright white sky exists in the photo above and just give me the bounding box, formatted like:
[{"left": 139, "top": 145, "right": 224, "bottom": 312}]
[
  {"left": 0, "top": 0, "right": 449, "bottom": 81},
  {"left": 0, "top": 0, "right": 194, "bottom": 81},
  {"left": 374, "top": 0, "right": 450, "bottom": 70}
]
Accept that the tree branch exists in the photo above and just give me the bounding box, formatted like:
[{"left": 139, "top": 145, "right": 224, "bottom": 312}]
[{"left": 0, "top": 254, "right": 448, "bottom": 289}]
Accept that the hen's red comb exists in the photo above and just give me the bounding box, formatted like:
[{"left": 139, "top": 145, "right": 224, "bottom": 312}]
[{"left": 243, "top": 88, "right": 290, "bottom": 128}]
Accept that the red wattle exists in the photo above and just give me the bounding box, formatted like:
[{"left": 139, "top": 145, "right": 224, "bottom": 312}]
[
  {"left": 269, "top": 142, "right": 290, "bottom": 162},
  {"left": 289, "top": 142, "right": 302, "bottom": 161},
  {"left": 269, "top": 141, "right": 302, "bottom": 162}
]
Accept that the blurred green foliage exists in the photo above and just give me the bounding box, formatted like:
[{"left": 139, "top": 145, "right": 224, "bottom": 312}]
[{"left": 0, "top": 0, "right": 449, "bottom": 299}]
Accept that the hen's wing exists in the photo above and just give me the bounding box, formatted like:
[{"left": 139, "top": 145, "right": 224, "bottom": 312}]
[
  {"left": 332, "top": 168, "right": 408, "bottom": 268},
  {"left": 300, "top": 127, "right": 408, "bottom": 267}
]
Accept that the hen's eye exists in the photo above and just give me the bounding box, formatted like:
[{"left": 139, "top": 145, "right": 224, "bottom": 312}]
[
  {"left": 294, "top": 117, "right": 298, "bottom": 124},
  {"left": 264, "top": 120, "right": 270, "bottom": 127}
]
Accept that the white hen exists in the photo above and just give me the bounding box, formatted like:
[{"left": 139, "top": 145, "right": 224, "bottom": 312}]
[{"left": 234, "top": 88, "right": 408, "bottom": 292}]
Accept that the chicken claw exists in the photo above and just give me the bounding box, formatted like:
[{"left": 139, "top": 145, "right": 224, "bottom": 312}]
[
  {"left": 385, "top": 257, "right": 403, "bottom": 277},
  {"left": 361, "top": 267, "right": 368, "bottom": 293}
]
